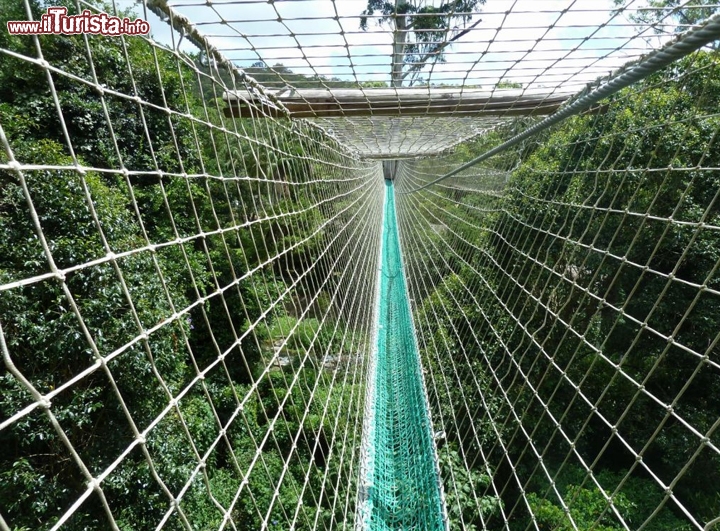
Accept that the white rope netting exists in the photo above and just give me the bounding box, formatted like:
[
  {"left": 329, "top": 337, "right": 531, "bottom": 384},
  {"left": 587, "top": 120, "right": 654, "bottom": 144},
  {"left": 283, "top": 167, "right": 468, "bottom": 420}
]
[{"left": 2, "top": 0, "right": 720, "bottom": 530}]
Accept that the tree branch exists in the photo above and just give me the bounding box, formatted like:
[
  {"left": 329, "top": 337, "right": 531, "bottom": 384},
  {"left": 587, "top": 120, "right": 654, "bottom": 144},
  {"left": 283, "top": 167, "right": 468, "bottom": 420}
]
[{"left": 400, "top": 17, "right": 482, "bottom": 81}]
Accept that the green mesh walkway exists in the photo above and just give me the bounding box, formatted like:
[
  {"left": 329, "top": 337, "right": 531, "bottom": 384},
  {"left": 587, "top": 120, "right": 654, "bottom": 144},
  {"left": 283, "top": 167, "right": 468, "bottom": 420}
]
[{"left": 357, "top": 180, "right": 447, "bottom": 531}]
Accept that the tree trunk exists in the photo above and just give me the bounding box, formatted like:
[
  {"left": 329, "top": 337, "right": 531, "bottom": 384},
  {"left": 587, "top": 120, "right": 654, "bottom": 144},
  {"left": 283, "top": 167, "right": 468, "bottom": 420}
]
[{"left": 391, "top": 10, "right": 408, "bottom": 87}]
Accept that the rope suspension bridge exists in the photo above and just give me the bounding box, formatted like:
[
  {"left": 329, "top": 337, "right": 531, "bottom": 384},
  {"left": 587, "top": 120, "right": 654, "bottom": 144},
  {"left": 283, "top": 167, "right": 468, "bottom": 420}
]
[{"left": 1, "top": 1, "right": 720, "bottom": 530}]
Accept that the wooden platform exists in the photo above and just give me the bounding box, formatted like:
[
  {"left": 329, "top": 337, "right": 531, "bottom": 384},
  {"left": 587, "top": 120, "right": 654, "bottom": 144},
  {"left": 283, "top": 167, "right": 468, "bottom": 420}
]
[{"left": 223, "top": 87, "right": 572, "bottom": 119}]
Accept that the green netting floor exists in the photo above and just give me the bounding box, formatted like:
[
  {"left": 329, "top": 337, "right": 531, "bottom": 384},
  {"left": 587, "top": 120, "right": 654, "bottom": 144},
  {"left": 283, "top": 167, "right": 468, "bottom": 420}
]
[{"left": 357, "top": 180, "right": 446, "bottom": 531}]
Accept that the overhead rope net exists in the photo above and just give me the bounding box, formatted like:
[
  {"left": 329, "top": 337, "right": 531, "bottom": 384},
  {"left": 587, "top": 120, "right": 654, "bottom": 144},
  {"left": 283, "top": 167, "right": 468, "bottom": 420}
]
[{"left": 1, "top": 1, "right": 720, "bottom": 531}]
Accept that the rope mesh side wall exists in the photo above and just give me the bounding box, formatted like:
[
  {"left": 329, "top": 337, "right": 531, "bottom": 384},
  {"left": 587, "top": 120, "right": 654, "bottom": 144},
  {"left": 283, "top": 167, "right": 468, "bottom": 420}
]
[
  {"left": 0, "top": 2, "right": 383, "bottom": 529},
  {"left": 4, "top": 1, "right": 720, "bottom": 530},
  {"left": 395, "top": 46, "right": 720, "bottom": 531}
]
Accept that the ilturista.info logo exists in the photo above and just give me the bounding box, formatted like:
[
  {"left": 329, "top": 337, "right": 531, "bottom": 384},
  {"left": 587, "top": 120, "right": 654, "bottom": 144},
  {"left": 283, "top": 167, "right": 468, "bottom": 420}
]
[{"left": 7, "top": 6, "right": 150, "bottom": 36}]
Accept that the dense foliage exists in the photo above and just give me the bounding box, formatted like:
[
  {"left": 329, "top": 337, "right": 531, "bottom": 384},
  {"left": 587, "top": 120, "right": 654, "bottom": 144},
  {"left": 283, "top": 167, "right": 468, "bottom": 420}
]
[
  {"left": 405, "top": 50, "right": 720, "bottom": 529},
  {"left": 0, "top": 1, "right": 372, "bottom": 529},
  {"left": 3, "top": 0, "right": 720, "bottom": 529}
]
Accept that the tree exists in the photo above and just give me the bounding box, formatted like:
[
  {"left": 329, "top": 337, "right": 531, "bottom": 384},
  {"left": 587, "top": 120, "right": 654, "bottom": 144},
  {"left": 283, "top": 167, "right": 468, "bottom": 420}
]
[
  {"left": 495, "top": 80, "right": 522, "bottom": 89},
  {"left": 614, "top": 0, "right": 719, "bottom": 33},
  {"left": 359, "top": 0, "right": 486, "bottom": 87},
  {"left": 360, "top": 80, "right": 390, "bottom": 88}
]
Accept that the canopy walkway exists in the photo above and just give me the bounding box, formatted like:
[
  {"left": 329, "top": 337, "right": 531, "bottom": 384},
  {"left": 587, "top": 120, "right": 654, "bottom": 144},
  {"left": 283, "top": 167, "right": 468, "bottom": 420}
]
[
  {"left": 2, "top": 1, "right": 720, "bottom": 531},
  {"left": 357, "top": 180, "right": 446, "bottom": 530}
]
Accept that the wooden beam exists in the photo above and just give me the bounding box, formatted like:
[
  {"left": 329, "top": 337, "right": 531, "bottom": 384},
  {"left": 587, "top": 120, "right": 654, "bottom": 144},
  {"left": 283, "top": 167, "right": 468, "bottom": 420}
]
[{"left": 222, "top": 87, "right": 572, "bottom": 119}]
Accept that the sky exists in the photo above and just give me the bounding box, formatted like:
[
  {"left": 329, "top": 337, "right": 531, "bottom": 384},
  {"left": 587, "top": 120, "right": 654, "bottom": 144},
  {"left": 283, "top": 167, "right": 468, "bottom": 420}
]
[{"left": 119, "top": 0, "right": 670, "bottom": 91}]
